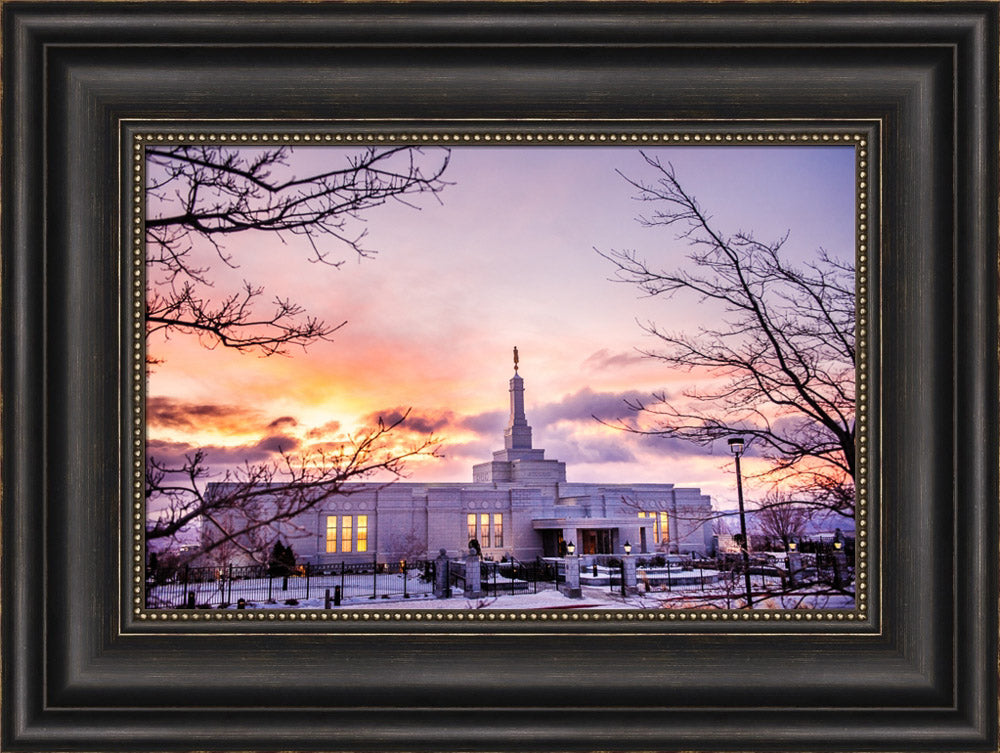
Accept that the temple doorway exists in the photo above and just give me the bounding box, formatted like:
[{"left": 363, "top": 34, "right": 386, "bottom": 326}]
[{"left": 579, "top": 528, "right": 614, "bottom": 555}]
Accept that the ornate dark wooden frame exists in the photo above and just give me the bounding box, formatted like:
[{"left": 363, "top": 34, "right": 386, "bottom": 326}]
[{"left": 2, "top": 2, "right": 997, "bottom": 751}]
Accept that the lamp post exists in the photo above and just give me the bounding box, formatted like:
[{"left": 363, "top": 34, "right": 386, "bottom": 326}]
[
  {"left": 728, "top": 436, "right": 754, "bottom": 609},
  {"left": 566, "top": 540, "right": 575, "bottom": 556},
  {"left": 623, "top": 540, "right": 632, "bottom": 555}
]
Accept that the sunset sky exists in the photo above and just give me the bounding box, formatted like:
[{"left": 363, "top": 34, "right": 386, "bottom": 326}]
[{"left": 146, "top": 144, "right": 855, "bottom": 510}]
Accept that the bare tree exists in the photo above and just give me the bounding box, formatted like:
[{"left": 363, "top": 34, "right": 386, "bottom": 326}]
[
  {"left": 144, "top": 146, "right": 450, "bottom": 565},
  {"left": 146, "top": 145, "right": 450, "bottom": 356},
  {"left": 146, "top": 412, "right": 439, "bottom": 565},
  {"left": 386, "top": 532, "right": 429, "bottom": 564},
  {"left": 753, "top": 490, "right": 810, "bottom": 549},
  {"left": 597, "top": 153, "right": 855, "bottom": 516}
]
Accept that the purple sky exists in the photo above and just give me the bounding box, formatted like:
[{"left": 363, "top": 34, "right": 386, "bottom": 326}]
[{"left": 147, "top": 144, "right": 856, "bottom": 509}]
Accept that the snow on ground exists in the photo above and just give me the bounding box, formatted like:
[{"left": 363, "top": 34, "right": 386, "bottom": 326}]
[{"left": 224, "top": 580, "right": 855, "bottom": 611}]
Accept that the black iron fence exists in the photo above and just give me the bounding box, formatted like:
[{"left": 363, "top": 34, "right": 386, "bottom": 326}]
[
  {"left": 480, "top": 559, "right": 548, "bottom": 595},
  {"left": 146, "top": 560, "right": 434, "bottom": 609},
  {"left": 446, "top": 557, "right": 561, "bottom": 596}
]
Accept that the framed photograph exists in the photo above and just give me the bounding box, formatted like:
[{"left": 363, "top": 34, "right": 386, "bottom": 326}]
[
  {"left": 141, "top": 135, "right": 862, "bottom": 615},
  {"left": 3, "top": 2, "right": 996, "bottom": 752}
]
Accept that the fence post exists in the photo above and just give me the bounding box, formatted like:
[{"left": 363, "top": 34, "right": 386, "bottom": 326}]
[
  {"left": 325, "top": 588, "right": 331, "bottom": 609},
  {"left": 622, "top": 556, "right": 637, "bottom": 596},
  {"left": 433, "top": 549, "right": 449, "bottom": 598},
  {"left": 403, "top": 561, "right": 408, "bottom": 598},
  {"left": 372, "top": 555, "right": 378, "bottom": 599},
  {"left": 226, "top": 564, "right": 233, "bottom": 605},
  {"left": 341, "top": 561, "right": 346, "bottom": 594},
  {"left": 463, "top": 551, "right": 482, "bottom": 598},
  {"left": 305, "top": 562, "right": 310, "bottom": 600},
  {"left": 559, "top": 556, "right": 581, "bottom": 599},
  {"left": 667, "top": 564, "right": 672, "bottom": 591},
  {"left": 267, "top": 573, "right": 273, "bottom": 602}
]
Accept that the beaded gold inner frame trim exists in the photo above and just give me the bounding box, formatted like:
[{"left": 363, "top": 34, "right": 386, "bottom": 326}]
[{"left": 127, "top": 123, "right": 874, "bottom": 630}]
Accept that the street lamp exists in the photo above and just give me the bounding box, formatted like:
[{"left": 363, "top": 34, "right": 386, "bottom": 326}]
[
  {"left": 788, "top": 539, "right": 798, "bottom": 552},
  {"left": 728, "top": 436, "right": 754, "bottom": 609},
  {"left": 566, "top": 540, "right": 576, "bottom": 556},
  {"left": 623, "top": 540, "right": 632, "bottom": 555}
]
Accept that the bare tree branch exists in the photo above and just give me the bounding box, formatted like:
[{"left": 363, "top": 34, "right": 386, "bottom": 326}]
[
  {"left": 597, "top": 153, "right": 855, "bottom": 514},
  {"left": 146, "top": 145, "right": 451, "bottom": 356},
  {"left": 146, "top": 411, "right": 441, "bottom": 565}
]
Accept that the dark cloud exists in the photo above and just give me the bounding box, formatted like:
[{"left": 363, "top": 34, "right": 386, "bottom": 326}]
[
  {"left": 147, "top": 396, "right": 262, "bottom": 432},
  {"left": 630, "top": 431, "right": 716, "bottom": 458},
  {"left": 547, "top": 436, "right": 638, "bottom": 465},
  {"left": 306, "top": 420, "right": 342, "bottom": 439},
  {"left": 255, "top": 434, "right": 299, "bottom": 454},
  {"left": 360, "top": 407, "right": 457, "bottom": 435},
  {"left": 146, "top": 434, "right": 299, "bottom": 469},
  {"left": 439, "top": 438, "right": 496, "bottom": 461},
  {"left": 267, "top": 416, "right": 298, "bottom": 430},
  {"left": 533, "top": 387, "right": 654, "bottom": 425},
  {"left": 458, "top": 410, "right": 505, "bottom": 435},
  {"left": 582, "top": 348, "right": 647, "bottom": 371}
]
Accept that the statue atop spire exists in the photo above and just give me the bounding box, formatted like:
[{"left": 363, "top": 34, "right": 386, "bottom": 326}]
[{"left": 513, "top": 345, "right": 519, "bottom": 373}]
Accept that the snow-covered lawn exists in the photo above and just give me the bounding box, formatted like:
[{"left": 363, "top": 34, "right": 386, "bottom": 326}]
[{"left": 210, "top": 579, "right": 854, "bottom": 611}]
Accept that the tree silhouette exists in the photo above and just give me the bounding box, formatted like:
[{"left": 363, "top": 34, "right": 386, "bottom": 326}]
[
  {"left": 144, "top": 145, "right": 449, "bottom": 565},
  {"left": 146, "top": 145, "right": 450, "bottom": 356},
  {"left": 753, "top": 491, "right": 810, "bottom": 549},
  {"left": 598, "top": 152, "right": 855, "bottom": 516}
]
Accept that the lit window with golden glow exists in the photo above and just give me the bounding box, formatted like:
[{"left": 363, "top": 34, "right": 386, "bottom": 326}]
[
  {"left": 356, "top": 515, "right": 368, "bottom": 553},
  {"left": 326, "top": 515, "right": 337, "bottom": 553},
  {"left": 467, "top": 513, "right": 476, "bottom": 542},
  {"left": 639, "top": 511, "right": 669, "bottom": 544},
  {"left": 493, "top": 513, "right": 503, "bottom": 548},
  {"left": 341, "top": 515, "right": 353, "bottom": 553},
  {"left": 480, "top": 513, "right": 490, "bottom": 547}
]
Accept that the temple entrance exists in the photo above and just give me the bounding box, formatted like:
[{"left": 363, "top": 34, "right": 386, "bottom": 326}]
[
  {"left": 541, "top": 530, "right": 566, "bottom": 557},
  {"left": 580, "top": 528, "right": 614, "bottom": 555}
]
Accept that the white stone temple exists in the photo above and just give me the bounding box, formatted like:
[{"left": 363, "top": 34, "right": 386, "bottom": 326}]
[{"left": 205, "top": 350, "right": 714, "bottom": 565}]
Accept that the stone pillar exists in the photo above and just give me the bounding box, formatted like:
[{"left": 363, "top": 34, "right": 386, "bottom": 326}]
[
  {"left": 622, "top": 556, "right": 638, "bottom": 595},
  {"left": 787, "top": 552, "right": 803, "bottom": 586},
  {"left": 433, "top": 549, "right": 450, "bottom": 599},
  {"left": 559, "top": 556, "right": 581, "bottom": 598},
  {"left": 463, "top": 551, "right": 482, "bottom": 598},
  {"left": 832, "top": 550, "right": 849, "bottom": 589}
]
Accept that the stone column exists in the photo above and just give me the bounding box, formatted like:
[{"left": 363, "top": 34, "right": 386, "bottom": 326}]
[
  {"left": 463, "top": 551, "right": 482, "bottom": 598},
  {"left": 622, "top": 556, "right": 638, "bottom": 595},
  {"left": 787, "top": 552, "right": 803, "bottom": 586},
  {"left": 433, "top": 549, "right": 450, "bottom": 598},
  {"left": 559, "top": 556, "right": 581, "bottom": 598},
  {"left": 832, "top": 550, "right": 849, "bottom": 589}
]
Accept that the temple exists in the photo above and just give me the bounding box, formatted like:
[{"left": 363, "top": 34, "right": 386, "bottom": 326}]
[{"left": 205, "top": 351, "right": 714, "bottom": 564}]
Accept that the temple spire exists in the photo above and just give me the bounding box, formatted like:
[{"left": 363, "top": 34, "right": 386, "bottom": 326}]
[{"left": 505, "top": 347, "right": 532, "bottom": 450}]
